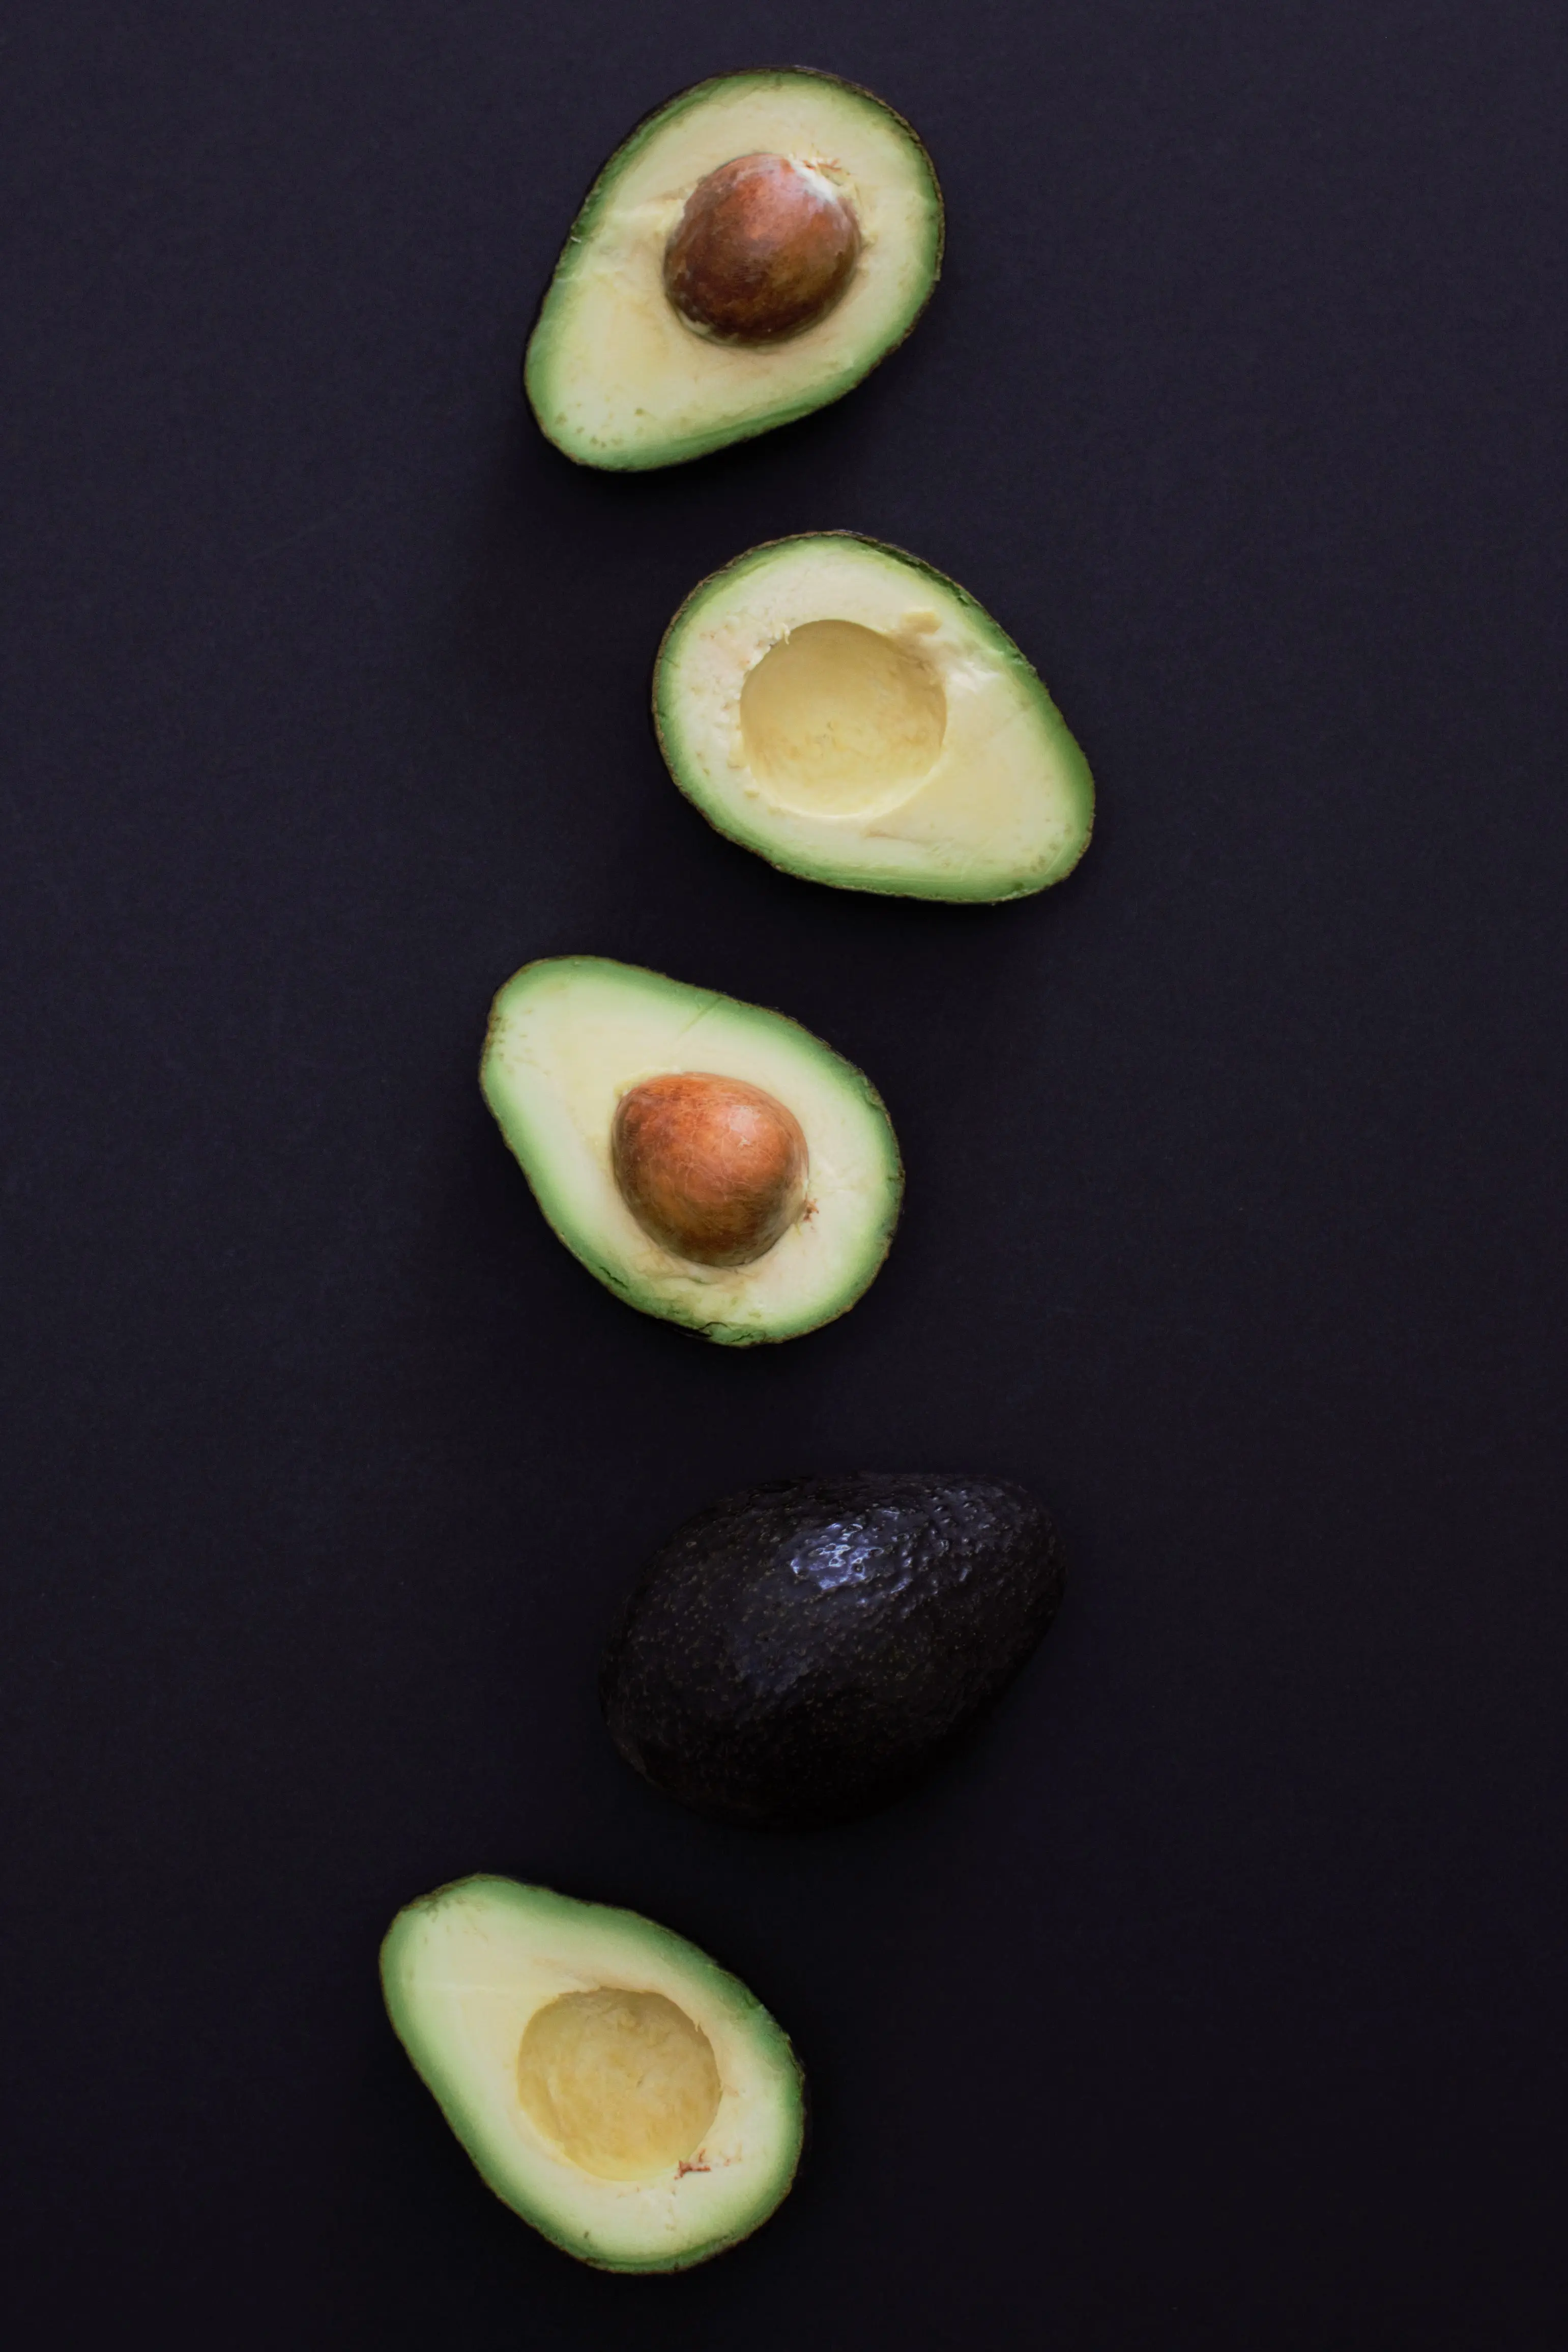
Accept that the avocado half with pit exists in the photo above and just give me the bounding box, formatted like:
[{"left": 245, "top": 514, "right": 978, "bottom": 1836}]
[
  {"left": 654, "top": 535, "right": 1095, "bottom": 900},
  {"left": 481, "top": 956, "right": 902, "bottom": 1344},
  {"left": 383, "top": 1877, "right": 805, "bottom": 2272},
  {"left": 524, "top": 70, "right": 942, "bottom": 469}
]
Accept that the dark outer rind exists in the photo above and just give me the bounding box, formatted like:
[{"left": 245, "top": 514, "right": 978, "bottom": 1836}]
[
  {"left": 600, "top": 1474, "right": 1065, "bottom": 1827},
  {"left": 650, "top": 533, "right": 1095, "bottom": 903},
  {"left": 521, "top": 68, "right": 944, "bottom": 472}
]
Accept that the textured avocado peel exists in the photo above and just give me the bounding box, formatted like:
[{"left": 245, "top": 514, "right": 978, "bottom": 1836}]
[{"left": 601, "top": 1473, "right": 1066, "bottom": 1827}]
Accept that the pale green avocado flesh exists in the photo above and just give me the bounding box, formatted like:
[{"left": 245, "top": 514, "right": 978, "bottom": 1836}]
[
  {"left": 524, "top": 70, "right": 942, "bottom": 470},
  {"left": 382, "top": 1877, "right": 805, "bottom": 2272},
  {"left": 480, "top": 956, "right": 902, "bottom": 1344},
  {"left": 655, "top": 534, "right": 1096, "bottom": 902}
]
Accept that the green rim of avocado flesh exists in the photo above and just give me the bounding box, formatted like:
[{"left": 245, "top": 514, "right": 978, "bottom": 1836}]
[
  {"left": 383, "top": 1876, "right": 806, "bottom": 2271},
  {"left": 654, "top": 533, "right": 1095, "bottom": 902},
  {"left": 524, "top": 69, "right": 943, "bottom": 470},
  {"left": 480, "top": 955, "right": 903, "bottom": 1344}
]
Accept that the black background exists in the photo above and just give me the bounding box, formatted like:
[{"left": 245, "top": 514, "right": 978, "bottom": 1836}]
[{"left": 2, "top": 3, "right": 1564, "bottom": 2344}]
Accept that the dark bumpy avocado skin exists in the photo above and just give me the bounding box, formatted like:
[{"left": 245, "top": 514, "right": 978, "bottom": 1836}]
[{"left": 600, "top": 1474, "right": 1065, "bottom": 1829}]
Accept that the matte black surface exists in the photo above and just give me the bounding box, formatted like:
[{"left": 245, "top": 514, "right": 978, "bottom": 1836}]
[
  {"left": 603, "top": 1474, "right": 1064, "bottom": 1825},
  {"left": 1, "top": 3, "right": 1563, "bottom": 2346}
]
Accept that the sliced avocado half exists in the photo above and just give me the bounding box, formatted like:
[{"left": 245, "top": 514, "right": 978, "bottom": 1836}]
[
  {"left": 382, "top": 1877, "right": 805, "bottom": 2272},
  {"left": 654, "top": 534, "right": 1095, "bottom": 901},
  {"left": 524, "top": 70, "right": 942, "bottom": 470},
  {"left": 481, "top": 956, "right": 902, "bottom": 1344}
]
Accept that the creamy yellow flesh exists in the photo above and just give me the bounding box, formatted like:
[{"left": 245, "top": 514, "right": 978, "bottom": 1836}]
[
  {"left": 738, "top": 619, "right": 947, "bottom": 815},
  {"left": 517, "top": 1989, "right": 722, "bottom": 2181},
  {"left": 659, "top": 538, "right": 1092, "bottom": 898},
  {"left": 529, "top": 80, "right": 937, "bottom": 465},
  {"left": 483, "top": 960, "right": 899, "bottom": 1339},
  {"left": 383, "top": 1880, "right": 803, "bottom": 2270}
]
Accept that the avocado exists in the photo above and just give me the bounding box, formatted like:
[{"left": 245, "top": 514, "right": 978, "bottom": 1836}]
[
  {"left": 654, "top": 535, "right": 1095, "bottom": 900},
  {"left": 524, "top": 71, "right": 942, "bottom": 470},
  {"left": 480, "top": 956, "right": 902, "bottom": 1344},
  {"left": 601, "top": 1473, "right": 1066, "bottom": 1828},
  {"left": 382, "top": 1876, "right": 804, "bottom": 2272}
]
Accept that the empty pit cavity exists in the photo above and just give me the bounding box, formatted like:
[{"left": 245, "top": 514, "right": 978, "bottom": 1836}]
[
  {"left": 739, "top": 619, "right": 946, "bottom": 815},
  {"left": 517, "top": 1987, "right": 721, "bottom": 2181}
]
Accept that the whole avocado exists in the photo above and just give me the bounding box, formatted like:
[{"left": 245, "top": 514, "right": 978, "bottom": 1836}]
[{"left": 600, "top": 1473, "right": 1065, "bottom": 1828}]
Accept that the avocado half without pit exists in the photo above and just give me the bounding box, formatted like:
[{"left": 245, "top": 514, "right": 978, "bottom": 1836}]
[
  {"left": 481, "top": 956, "right": 902, "bottom": 1343},
  {"left": 524, "top": 70, "right": 942, "bottom": 469},
  {"left": 655, "top": 535, "right": 1095, "bottom": 901},
  {"left": 383, "top": 1877, "right": 804, "bottom": 2271},
  {"left": 602, "top": 1473, "right": 1066, "bottom": 1828}
]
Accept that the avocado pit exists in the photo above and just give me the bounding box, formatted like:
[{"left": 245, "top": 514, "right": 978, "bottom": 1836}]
[
  {"left": 612, "top": 1071, "right": 809, "bottom": 1268},
  {"left": 664, "top": 153, "right": 861, "bottom": 345}
]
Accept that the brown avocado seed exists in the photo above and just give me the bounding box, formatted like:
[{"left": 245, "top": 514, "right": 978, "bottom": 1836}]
[
  {"left": 611, "top": 1072, "right": 809, "bottom": 1268},
  {"left": 663, "top": 153, "right": 861, "bottom": 345}
]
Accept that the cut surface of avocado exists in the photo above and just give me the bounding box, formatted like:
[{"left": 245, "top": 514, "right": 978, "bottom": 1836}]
[
  {"left": 382, "top": 1877, "right": 804, "bottom": 2272},
  {"left": 655, "top": 534, "right": 1095, "bottom": 901},
  {"left": 524, "top": 70, "right": 941, "bottom": 470},
  {"left": 481, "top": 956, "right": 902, "bottom": 1344}
]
